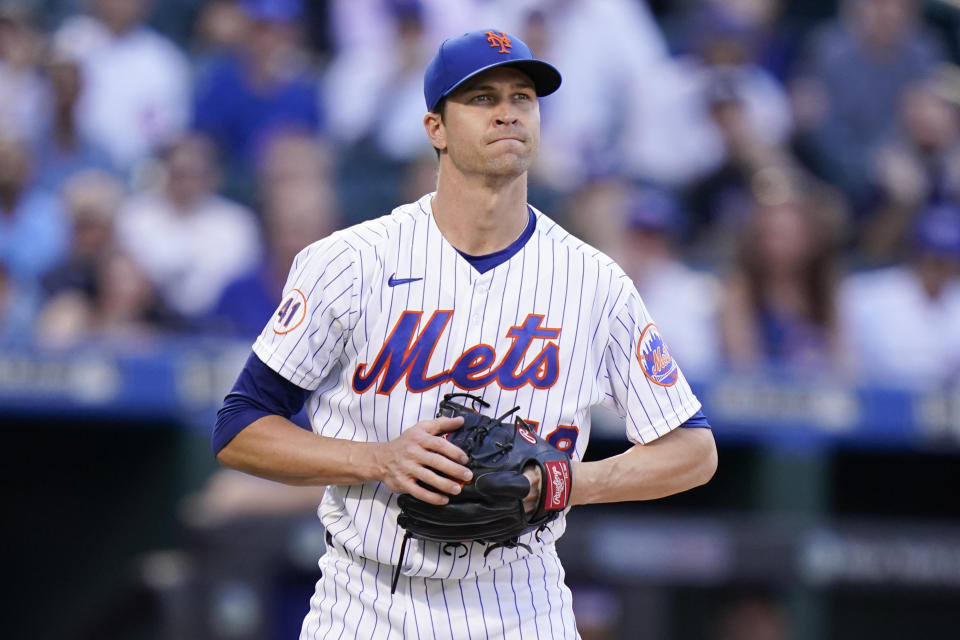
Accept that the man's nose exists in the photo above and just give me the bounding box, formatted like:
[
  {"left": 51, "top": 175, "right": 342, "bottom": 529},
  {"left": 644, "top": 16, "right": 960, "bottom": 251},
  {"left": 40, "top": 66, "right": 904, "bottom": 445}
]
[{"left": 494, "top": 107, "right": 520, "bottom": 126}]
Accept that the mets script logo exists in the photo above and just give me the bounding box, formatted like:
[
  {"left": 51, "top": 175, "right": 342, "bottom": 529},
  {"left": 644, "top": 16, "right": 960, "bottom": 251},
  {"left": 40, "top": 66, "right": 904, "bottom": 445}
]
[
  {"left": 485, "top": 31, "right": 512, "bottom": 54},
  {"left": 637, "top": 323, "right": 678, "bottom": 387},
  {"left": 352, "top": 311, "right": 561, "bottom": 394}
]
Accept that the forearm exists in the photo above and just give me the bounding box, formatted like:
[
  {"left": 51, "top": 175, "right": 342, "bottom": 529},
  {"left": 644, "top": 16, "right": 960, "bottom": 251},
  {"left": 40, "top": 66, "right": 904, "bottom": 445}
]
[
  {"left": 216, "top": 415, "right": 384, "bottom": 486},
  {"left": 569, "top": 427, "right": 717, "bottom": 506}
]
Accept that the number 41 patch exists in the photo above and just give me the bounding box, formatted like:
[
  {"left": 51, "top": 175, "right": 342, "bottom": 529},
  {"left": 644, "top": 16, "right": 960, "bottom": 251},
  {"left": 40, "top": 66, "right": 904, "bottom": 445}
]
[{"left": 273, "top": 289, "right": 307, "bottom": 334}]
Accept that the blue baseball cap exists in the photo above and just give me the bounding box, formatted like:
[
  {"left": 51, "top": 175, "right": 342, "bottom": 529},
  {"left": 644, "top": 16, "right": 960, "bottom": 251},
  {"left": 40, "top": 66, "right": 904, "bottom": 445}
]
[{"left": 424, "top": 29, "right": 561, "bottom": 111}]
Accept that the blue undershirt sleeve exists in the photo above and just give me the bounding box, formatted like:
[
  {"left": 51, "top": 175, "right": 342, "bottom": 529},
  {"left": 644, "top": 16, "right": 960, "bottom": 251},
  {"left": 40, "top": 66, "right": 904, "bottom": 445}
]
[
  {"left": 679, "top": 409, "right": 711, "bottom": 429},
  {"left": 212, "top": 351, "right": 310, "bottom": 454}
]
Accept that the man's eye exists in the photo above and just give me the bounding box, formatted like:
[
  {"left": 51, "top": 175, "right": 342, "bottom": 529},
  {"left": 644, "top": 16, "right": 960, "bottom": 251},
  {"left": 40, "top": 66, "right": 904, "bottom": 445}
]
[
  {"left": 472, "top": 95, "right": 491, "bottom": 103},
  {"left": 515, "top": 93, "right": 531, "bottom": 100}
]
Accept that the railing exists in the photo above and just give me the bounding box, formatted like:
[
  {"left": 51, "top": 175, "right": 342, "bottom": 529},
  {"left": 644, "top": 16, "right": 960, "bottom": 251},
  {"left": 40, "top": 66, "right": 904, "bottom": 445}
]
[{"left": 2, "top": 338, "right": 958, "bottom": 451}]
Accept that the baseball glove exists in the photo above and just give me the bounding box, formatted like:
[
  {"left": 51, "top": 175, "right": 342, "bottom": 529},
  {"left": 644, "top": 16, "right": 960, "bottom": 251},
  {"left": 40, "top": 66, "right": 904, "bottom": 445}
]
[{"left": 392, "top": 393, "right": 573, "bottom": 591}]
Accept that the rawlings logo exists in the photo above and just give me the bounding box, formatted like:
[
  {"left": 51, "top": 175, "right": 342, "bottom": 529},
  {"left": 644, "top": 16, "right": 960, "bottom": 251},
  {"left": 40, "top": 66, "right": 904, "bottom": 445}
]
[
  {"left": 518, "top": 428, "right": 537, "bottom": 446},
  {"left": 353, "top": 312, "right": 561, "bottom": 394},
  {"left": 542, "top": 460, "right": 570, "bottom": 510},
  {"left": 485, "top": 31, "right": 512, "bottom": 54}
]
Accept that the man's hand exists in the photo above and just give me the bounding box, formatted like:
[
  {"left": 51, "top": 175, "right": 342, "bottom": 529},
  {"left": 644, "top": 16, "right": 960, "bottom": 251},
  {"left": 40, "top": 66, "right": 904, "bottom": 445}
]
[
  {"left": 522, "top": 464, "right": 541, "bottom": 515},
  {"left": 375, "top": 417, "right": 473, "bottom": 505}
]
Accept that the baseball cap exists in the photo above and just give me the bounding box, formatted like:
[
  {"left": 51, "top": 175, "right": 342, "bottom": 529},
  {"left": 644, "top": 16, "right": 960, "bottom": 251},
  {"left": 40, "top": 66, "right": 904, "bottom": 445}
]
[{"left": 424, "top": 29, "right": 561, "bottom": 111}]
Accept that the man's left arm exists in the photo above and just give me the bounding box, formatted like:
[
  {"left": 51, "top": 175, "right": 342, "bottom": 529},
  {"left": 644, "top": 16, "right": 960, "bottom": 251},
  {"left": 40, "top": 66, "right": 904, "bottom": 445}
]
[
  {"left": 568, "top": 426, "right": 716, "bottom": 506},
  {"left": 556, "top": 279, "right": 717, "bottom": 507}
]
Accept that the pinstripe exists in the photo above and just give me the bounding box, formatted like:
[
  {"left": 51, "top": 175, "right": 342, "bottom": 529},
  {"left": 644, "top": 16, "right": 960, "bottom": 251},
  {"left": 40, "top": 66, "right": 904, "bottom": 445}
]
[
  {"left": 438, "top": 579, "right": 456, "bottom": 640},
  {"left": 507, "top": 563, "right": 523, "bottom": 637},
  {"left": 455, "top": 579, "right": 472, "bottom": 640},
  {"left": 536, "top": 554, "right": 557, "bottom": 640},
  {"left": 413, "top": 206, "right": 432, "bottom": 452},
  {"left": 472, "top": 573, "right": 490, "bottom": 640},
  {"left": 338, "top": 556, "right": 366, "bottom": 640},
  {"left": 520, "top": 556, "right": 543, "bottom": 640},
  {"left": 546, "top": 245, "right": 577, "bottom": 432},
  {"left": 490, "top": 565, "right": 507, "bottom": 640},
  {"left": 549, "top": 551, "right": 572, "bottom": 639},
  {"left": 366, "top": 538, "right": 383, "bottom": 639},
  {"left": 316, "top": 556, "right": 340, "bottom": 640},
  {"left": 605, "top": 343, "right": 650, "bottom": 440},
  {"left": 411, "top": 579, "right": 425, "bottom": 640}
]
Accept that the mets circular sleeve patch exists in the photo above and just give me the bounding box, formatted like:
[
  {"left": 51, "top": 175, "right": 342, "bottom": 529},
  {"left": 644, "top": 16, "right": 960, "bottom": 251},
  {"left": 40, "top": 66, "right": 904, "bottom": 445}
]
[{"left": 637, "top": 323, "right": 679, "bottom": 387}]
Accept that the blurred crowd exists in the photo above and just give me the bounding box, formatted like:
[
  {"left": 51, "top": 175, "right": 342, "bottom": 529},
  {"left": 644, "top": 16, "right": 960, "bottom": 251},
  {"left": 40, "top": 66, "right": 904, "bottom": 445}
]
[{"left": 1, "top": 0, "right": 960, "bottom": 389}]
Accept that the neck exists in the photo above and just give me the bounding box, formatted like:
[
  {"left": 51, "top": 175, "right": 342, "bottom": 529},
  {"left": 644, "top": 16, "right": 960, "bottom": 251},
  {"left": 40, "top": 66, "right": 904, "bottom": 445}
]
[{"left": 431, "top": 165, "right": 529, "bottom": 256}]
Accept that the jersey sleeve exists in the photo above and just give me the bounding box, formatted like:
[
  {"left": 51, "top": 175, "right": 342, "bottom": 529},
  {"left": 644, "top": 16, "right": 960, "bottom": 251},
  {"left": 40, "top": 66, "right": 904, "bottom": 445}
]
[
  {"left": 252, "top": 236, "right": 360, "bottom": 390},
  {"left": 599, "top": 281, "right": 702, "bottom": 444}
]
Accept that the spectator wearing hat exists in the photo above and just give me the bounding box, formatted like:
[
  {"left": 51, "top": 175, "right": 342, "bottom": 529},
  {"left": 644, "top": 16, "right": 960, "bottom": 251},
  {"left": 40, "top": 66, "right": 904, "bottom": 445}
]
[{"left": 839, "top": 202, "right": 960, "bottom": 386}]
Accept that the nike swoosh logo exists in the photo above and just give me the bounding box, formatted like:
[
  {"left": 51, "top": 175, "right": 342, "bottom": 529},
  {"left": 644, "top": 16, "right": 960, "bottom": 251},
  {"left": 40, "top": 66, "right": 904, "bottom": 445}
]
[{"left": 388, "top": 274, "right": 423, "bottom": 287}]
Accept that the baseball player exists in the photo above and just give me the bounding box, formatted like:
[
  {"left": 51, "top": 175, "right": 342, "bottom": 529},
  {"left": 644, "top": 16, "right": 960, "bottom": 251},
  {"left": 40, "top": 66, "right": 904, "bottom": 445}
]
[{"left": 213, "top": 29, "right": 717, "bottom": 639}]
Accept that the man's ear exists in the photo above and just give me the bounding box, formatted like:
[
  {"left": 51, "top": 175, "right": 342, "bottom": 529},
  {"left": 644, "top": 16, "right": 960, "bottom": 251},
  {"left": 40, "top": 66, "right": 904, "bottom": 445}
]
[{"left": 424, "top": 111, "right": 446, "bottom": 152}]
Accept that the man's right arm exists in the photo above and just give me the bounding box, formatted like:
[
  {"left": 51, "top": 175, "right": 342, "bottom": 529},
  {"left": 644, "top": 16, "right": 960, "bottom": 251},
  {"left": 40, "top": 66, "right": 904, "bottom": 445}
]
[{"left": 214, "top": 352, "right": 473, "bottom": 505}]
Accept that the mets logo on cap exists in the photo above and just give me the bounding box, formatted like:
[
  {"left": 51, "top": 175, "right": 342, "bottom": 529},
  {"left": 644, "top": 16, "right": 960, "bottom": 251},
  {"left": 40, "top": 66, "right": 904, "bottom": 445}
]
[
  {"left": 637, "top": 323, "right": 678, "bottom": 387},
  {"left": 485, "top": 31, "right": 512, "bottom": 53}
]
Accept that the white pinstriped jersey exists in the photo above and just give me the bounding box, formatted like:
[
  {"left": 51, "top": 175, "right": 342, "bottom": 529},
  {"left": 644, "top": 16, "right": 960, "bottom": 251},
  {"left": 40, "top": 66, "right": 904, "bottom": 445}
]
[{"left": 253, "top": 192, "right": 701, "bottom": 582}]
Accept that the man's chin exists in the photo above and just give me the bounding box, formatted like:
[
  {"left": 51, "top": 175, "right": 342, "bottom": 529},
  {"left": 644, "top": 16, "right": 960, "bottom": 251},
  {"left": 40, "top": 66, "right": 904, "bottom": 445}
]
[{"left": 484, "top": 152, "right": 534, "bottom": 176}]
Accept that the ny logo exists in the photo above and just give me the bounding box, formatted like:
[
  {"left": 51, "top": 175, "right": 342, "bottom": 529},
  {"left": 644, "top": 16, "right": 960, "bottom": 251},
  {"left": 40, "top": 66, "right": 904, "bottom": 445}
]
[{"left": 485, "top": 31, "right": 512, "bottom": 54}]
